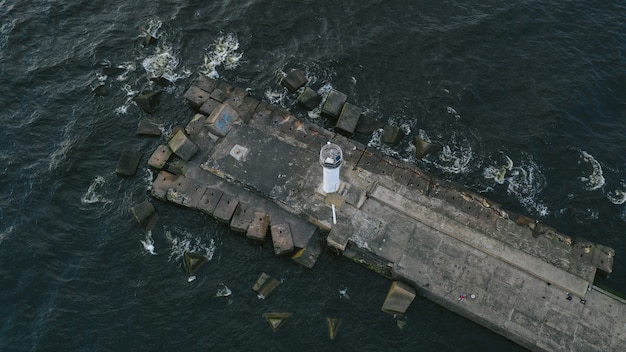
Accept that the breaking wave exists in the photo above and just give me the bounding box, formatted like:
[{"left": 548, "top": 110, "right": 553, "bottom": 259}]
[
  {"left": 81, "top": 176, "right": 112, "bottom": 205},
  {"left": 200, "top": 32, "right": 243, "bottom": 79},
  {"left": 607, "top": 182, "right": 626, "bottom": 205},
  {"left": 140, "top": 231, "right": 157, "bottom": 255},
  {"left": 483, "top": 152, "right": 549, "bottom": 216},
  {"left": 578, "top": 150, "right": 605, "bottom": 191},
  {"left": 165, "top": 227, "right": 216, "bottom": 263},
  {"left": 142, "top": 45, "right": 191, "bottom": 84}
]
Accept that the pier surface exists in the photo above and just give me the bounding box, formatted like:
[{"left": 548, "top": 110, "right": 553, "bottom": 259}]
[{"left": 148, "top": 75, "right": 625, "bottom": 351}]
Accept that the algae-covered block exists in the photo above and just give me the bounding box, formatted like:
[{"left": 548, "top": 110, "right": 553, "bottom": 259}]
[
  {"left": 206, "top": 103, "right": 240, "bottom": 137},
  {"left": 168, "top": 130, "right": 199, "bottom": 161},
  {"left": 133, "top": 91, "right": 161, "bottom": 114},
  {"left": 115, "top": 149, "right": 143, "bottom": 177},
  {"left": 281, "top": 69, "right": 308, "bottom": 93},
  {"left": 321, "top": 89, "right": 347, "bottom": 118},
  {"left": 381, "top": 281, "right": 416, "bottom": 315},
  {"left": 335, "top": 102, "right": 362, "bottom": 137},
  {"left": 253, "top": 272, "right": 280, "bottom": 298}
]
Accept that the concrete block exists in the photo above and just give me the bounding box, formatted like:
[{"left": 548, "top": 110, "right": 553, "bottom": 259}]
[
  {"left": 185, "top": 113, "right": 205, "bottom": 136},
  {"left": 238, "top": 96, "right": 260, "bottom": 123},
  {"left": 321, "top": 89, "right": 347, "bottom": 118},
  {"left": 165, "top": 157, "right": 189, "bottom": 176},
  {"left": 381, "top": 125, "right": 405, "bottom": 145},
  {"left": 224, "top": 86, "right": 248, "bottom": 109},
  {"left": 197, "top": 188, "right": 223, "bottom": 216},
  {"left": 335, "top": 102, "right": 362, "bottom": 137},
  {"left": 151, "top": 171, "right": 178, "bottom": 199},
  {"left": 326, "top": 317, "right": 342, "bottom": 340},
  {"left": 391, "top": 167, "right": 431, "bottom": 194},
  {"left": 147, "top": 145, "right": 172, "bottom": 170},
  {"left": 281, "top": 69, "right": 308, "bottom": 93},
  {"left": 271, "top": 223, "right": 294, "bottom": 256},
  {"left": 381, "top": 281, "right": 416, "bottom": 315},
  {"left": 262, "top": 312, "right": 292, "bottom": 332},
  {"left": 327, "top": 222, "right": 353, "bottom": 252},
  {"left": 115, "top": 149, "right": 143, "bottom": 177},
  {"left": 168, "top": 130, "right": 199, "bottom": 161},
  {"left": 133, "top": 91, "right": 161, "bottom": 114},
  {"left": 297, "top": 87, "right": 322, "bottom": 110},
  {"left": 198, "top": 98, "right": 221, "bottom": 116},
  {"left": 136, "top": 118, "right": 162, "bottom": 136},
  {"left": 213, "top": 193, "right": 239, "bottom": 223},
  {"left": 165, "top": 178, "right": 204, "bottom": 209},
  {"left": 252, "top": 272, "right": 280, "bottom": 298},
  {"left": 355, "top": 114, "right": 384, "bottom": 135},
  {"left": 91, "top": 79, "right": 106, "bottom": 96},
  {"left": 206, "top": 103, "right": 240, "bottom": 137},
  {"left": 183, "top": 252, "right": 207, "bottom": 277},
  {"left": 129, "top": 200, "right": 158, "bottom": 233},
  {"left": 592, "top": 244, "right": 614, "bottom": 276},
  {"left": 413, "top": 137, "right": 442, "bottom": 159},
  {"left": 247, "top": 211, "right": 270, "bottom": 242},
  {"left": 230, "top": 203, "right": 255, "bottom": 233},
  {"left": 291, "top": 236, "right": 321, "bottom": 269},
  {"left": 193, "top": 74, "right": 218, "bottom": 94}
]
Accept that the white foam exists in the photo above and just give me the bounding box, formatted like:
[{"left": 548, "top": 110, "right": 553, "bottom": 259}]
[
  {"left": 215, "top": 283, "right": 232, "bottom": 297},
  {"left": 607, "top": 183, "right": 626, "bottom": 205},
  {"left": 264, "top": 88, "right": 287, "bottom": 107},
  {"left": 200, "top": 33, "right": 243, "bottom": 79},
  {"left": 578, "top": 150, "right": 605, "bottom": 191},
  {"left": 140, "top": 231, "right": 157, "bottom": 255},
  {"left": 81, "top": 176, "right": 112, "bottom": 205},
  {"left": 165, "top": 228, "right": 216, "bottom": 263},
  {"left": 142, "top": 46, "right": 190, "bottom": 84},
  {"left": 483, "top": 153, "right": 549, "bottom": 217},
  {"left": 338, "top": 286, "right": 350, "bottom": 299},
  {"left": 140, "top": 18, "right": 162, "bottom": 43}
]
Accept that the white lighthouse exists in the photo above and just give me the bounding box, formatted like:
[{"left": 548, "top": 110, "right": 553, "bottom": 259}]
[{"left": 319, "top": 142, "right": 343, "bottom": 193}]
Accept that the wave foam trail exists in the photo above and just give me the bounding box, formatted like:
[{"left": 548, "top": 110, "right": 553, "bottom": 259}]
[
  {"left": 165, "top": 228, "right": 216, "bottom": 263},
  {"left": 142, "top": 45, "right": 190, "bottom": 84},
  {"left": 141, "top": 18, "right": 162, "bottom": 42},
  {"left": 483, "top": 153, "right": 549, "bottom": 216},
  {"left": 200, "top": 33, "right": 243, "bottom": 79},
  {"left": 578, "top": 150, "right": 605, "bottom": 191},
  {"left": 433, "top": 141, "right": 473, "bottom": 174},
  {"left": 140, "top": 231, "right": 157, "bottom": 255},
  {"left": 607, "top": 182, "right": 626, "bottom": 205},
  {"left": 215, "top": 283, "right": 232, "bottom": 297},
  {"left": 81, "top": 176, "right": 112, "bottom": 205}
]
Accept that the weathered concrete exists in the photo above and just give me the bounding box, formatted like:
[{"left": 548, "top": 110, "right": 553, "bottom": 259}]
[
  {"left": 145, "top": 74, "right": 625, "bottom": 352},
  {"left": 116, "top": 149, "right": 142, "bottom": 177}
]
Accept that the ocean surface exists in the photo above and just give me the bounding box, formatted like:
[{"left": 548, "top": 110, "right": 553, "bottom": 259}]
[{"left": 1, "top": 1, "right": 625, "bottom": 351}]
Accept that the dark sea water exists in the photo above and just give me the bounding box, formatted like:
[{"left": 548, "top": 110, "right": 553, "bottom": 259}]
[{"left": 1, "top": 1, "right": 625, "bottom": 351}]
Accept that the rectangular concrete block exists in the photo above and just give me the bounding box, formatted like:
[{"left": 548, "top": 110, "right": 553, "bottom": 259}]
[
  {"left": 247, "top": 211, "right": 270, "bottom": 242},
  {"left": 148, "top": 145, "right": 172, "bottom": 170},
  {"left": 168, "top": 130, "right": 199, "bottom": 161},
  {"left": 197, "top": 188, "right": 223, "bottom": 216},
  {"left": 230, "top": 203, "right": 256, "bottom": 233},
  {"left": 252, "top": 272, "right": 280, "bottom": 298},
  {"left": 199, "top": 98, "right": 221, "bottom": 116},
  {"left": 291, "top": 236, "right": 321, "bottom": 269},
  {"left": 321, "top": 89, "right": 347, "bottom": 118},
  {"left": 136, "top": 118, "right": 162, "bottom": 136},
  {"left": 193, "top": 74, "right": 218, "bottom": 94},
  {"left": 271, "top": 223, "right": 294, "bottom": 256},
  {"left": 184, "top": 85, "right": 210, "bottom": 109},
  {"left": 381, "top": 281, "right": 416, "bottom": 315},
  {"left": 213, "top": 193, "right": 239, "bottom": 223},
  {"left": 381, "top": 125, "right": 405, "bottom": 145},
  {"left": 129, "top": 200, "right": 158, "bottom": 233},
  {"left": 151, "top": 171, "right": 178, "bottom": 199},
  {"left": 281, "top": 69, "right": 308, "bottom": 93},
  {"left": 238, "top": 96, "right": 260, "bottom": 123},
  {"left": 335, "top": 102, "right": 362, "bottom": 137},
  {"left": 115, "top": 149, "right": 143, "bottom": 177},
  {"left": 297, "top": 87, "right": 322, "bottom": 110},
  {"left": 207, "top": 103, "right": 240, "bottom": 137}
]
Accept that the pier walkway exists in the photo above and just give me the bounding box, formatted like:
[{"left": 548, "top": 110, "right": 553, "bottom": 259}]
[{"left": 146, "top": 74, "right": 625, "bottom": 351}]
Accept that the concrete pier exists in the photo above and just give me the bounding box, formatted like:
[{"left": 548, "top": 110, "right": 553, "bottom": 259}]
[{"left": 147, "top": 74, "right": 625, "bottom": 352}]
